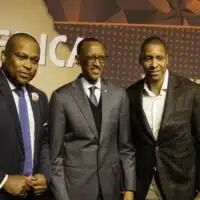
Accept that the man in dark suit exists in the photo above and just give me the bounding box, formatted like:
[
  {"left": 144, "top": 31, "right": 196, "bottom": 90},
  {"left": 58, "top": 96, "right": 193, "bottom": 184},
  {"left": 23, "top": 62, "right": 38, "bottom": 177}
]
[
  {"left": 0, "top": 33, "right": 50, "bottom": 199},
  {"left": 49, "top": 37, "right": 135, "bottom": 200},
  {"left": 127, "top": 36, "right": 200, "bottom": 200}
]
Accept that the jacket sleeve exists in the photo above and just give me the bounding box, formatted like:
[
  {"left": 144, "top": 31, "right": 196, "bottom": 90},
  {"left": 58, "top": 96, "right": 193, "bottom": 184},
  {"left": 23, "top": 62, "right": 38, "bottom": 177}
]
[
  {"left": 49, "top": 91, "right": 70, "bottom": 200},
  {"left": 192, "top": 84, "right": 200, "bottom": 190},
  {"left": 118, "top": 88, "right": 136, "bottom": 191},
  {"left": 37, "top": 92, "right": 50, "bottom": 182}
]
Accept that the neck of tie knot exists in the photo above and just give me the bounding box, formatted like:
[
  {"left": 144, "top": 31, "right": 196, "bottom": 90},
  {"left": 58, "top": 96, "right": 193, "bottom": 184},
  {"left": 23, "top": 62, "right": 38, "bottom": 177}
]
[
  {"left": 89, "top": 86, "right": 96, "bottom": 94},
  {"left": 89, "top": 86, "right": 98, "bottom": 106},
  {"left": 14, "top": 88, "right": 24, "bottom": 97},
  {"left": 14, "top": 86, "right": 33, "bottom": 175}
]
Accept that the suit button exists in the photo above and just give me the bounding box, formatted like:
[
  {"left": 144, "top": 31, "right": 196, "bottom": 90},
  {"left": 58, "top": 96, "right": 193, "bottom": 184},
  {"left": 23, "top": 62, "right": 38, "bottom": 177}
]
[
  {"left": 155, "top": 146, "right": 159, "bottom": 151},
  {"left": 153, "top": 166, "right": 157, "bottom": 171}
]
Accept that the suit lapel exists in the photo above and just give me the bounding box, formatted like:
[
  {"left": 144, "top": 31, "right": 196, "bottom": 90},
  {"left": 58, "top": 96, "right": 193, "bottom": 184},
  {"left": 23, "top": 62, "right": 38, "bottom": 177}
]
[
  {"left": 99, "top": 79, "right": 110, "bottom": 144},
  {"left": 26, "top": 85, "right": 40, "bottom": 166},
  {"left": 137, "top": 80, "right": 155, "bottom": 140},
  {"left": 0, "top": 71, "right": 24, "bottom": 151},
  {"left": 157, "top": 74, "right": 178, "bottom": 141},
  {"left": 71, "top": 78, "right": 99, "bottom": 139}
]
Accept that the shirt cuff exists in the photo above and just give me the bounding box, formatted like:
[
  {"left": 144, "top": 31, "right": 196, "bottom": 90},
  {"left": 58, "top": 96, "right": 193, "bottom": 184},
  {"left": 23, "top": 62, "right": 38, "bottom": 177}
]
[{"left": 0, "top": 175, "right": 8, "bottom": 189}]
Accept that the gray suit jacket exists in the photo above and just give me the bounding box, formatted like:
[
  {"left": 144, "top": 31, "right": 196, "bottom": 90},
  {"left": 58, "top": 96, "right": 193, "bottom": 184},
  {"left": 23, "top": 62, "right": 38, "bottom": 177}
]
[{"left": 49, "top": 76, "right": 135, "bottom": 200}]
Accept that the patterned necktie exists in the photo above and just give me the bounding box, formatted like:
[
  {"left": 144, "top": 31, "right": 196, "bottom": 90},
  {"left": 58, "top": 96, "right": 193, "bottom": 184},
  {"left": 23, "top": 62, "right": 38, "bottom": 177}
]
[
  {"left": 89, "top": 86, "right": 98, "bottom": 106},
  {"left": 15, "top": 88, "right": 33, "bottom": 176}
]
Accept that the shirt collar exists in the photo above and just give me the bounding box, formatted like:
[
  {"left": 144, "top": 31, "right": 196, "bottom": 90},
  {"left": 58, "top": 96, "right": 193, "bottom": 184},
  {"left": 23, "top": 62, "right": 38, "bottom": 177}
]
[
  {"left": 144, "top": 69, "right": 169, "bottom": 96},
  {"left": 81, "top": 77, "right": 101, "bottom": 91},
  {"left": 2, "top": 70, "right": 26, "bottom": 92},
  {"left": 162, "top": 69, "right": 169, "bottom": 90}
]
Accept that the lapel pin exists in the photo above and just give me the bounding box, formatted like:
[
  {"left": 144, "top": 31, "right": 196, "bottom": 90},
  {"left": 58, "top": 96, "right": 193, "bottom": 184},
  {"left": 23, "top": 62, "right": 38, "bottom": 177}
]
[{"left": 31, "top": 92, "right": 39, "bottom": 102}]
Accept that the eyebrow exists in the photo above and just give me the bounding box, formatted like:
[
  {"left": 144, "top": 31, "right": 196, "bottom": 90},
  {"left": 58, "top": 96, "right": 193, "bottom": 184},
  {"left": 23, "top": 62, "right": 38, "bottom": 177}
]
[{"left": 15, "top": 52, "right": 39, "bottom": 58}]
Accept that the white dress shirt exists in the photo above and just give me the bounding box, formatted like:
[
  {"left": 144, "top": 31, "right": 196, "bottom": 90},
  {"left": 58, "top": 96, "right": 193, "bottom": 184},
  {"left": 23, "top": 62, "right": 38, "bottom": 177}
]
[
  {"left": 0, "top": 74, "right": 35, "bottom": 188},
  {"left": 142, "top": 70, "right": 169, "bottom": 140},
  {"left": 81, "top": 77, "right": 101, "bottom": 103}
]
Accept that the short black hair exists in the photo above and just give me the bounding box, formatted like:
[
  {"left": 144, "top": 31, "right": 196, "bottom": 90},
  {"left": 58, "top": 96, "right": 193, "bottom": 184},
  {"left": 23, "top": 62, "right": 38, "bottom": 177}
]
[
  {"left": 77, "top": 37, "right": 104, "bottom": 55},
  {"left": 139, "top": 36, "right": 168, "bottom": 63},
  {"left": 5, "top": 32, "right": 39, "bottom": 55}
]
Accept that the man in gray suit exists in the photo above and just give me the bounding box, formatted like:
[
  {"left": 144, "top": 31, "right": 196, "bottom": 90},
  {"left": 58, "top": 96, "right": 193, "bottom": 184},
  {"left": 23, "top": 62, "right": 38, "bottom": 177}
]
[
  {"left": 49, "top": 37, "right": 135, "bottom": 200},
  {"left": 127, "top": 36, "right": 200, "bottom": 200}
]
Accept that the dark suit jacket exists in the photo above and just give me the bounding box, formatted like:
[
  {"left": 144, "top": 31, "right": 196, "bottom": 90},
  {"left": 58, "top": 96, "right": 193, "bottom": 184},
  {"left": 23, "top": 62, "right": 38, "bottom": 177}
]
[
  {"left": 127, "top": 73, "right": 200, "bottom": 200},
  {"left": 0, "top": 70, "right": 50, "bottom": 200},
  {"left": 49, "top": 76, "right": 135, "bottom": 200}
]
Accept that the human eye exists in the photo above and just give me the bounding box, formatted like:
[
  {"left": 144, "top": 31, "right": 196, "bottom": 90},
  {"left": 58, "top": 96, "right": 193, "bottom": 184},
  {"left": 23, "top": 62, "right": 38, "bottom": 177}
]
[
  {"left": 99, "top": 55, "right": 108, "bottom": 62},
  {"left": 86, "top": 56, "right": 95, "bottom": 62},
  {"left": 157, "top": 56, "right": 164, "bottom": 61},
  {"left": 15, "top": 53, "right": 27, "bottom": 60},
  {"left": 31, "top": 57, "right": 39, "bottom": 64},
  {"left": 98, "top": 56, "right": 104, "bottom": 62},
  {"left": 143, "top": 56, "right": 151, "bottom": 62}
]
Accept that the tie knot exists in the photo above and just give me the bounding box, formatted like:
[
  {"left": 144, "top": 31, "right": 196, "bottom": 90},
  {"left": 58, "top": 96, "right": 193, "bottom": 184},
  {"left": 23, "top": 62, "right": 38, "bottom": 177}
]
[
  {"left": 89, "top": 86, "right": 97, "bottom": 94},
  {"left": 14, "top": 88, "right": 24, "bottom": 97}
]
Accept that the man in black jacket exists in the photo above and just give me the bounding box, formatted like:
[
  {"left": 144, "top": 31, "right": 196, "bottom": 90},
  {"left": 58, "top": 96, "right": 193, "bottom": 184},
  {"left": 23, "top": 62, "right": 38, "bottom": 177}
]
[{"left": 127, "top": 36, "right": 200, "bottom": 200}]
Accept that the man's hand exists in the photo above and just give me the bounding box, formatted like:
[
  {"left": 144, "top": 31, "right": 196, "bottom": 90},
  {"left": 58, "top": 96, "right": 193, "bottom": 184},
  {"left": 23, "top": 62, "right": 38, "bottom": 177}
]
[
  {"left": 194, "top": 191, "right": 200, "bottom": 200},
  {"left": 26, "top": 174, "right": 47, "bottom": 195},
  {"left": 123, "top": 191, "right": 134, "bottom": 200},
  {"left": 3, "top": 175, "right": 30, "bottom": 197}
]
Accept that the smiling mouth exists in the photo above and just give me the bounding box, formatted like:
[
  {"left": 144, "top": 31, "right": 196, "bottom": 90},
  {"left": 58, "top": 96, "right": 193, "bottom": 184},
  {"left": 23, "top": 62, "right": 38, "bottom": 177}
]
[
  {"left": 19, "top": 72, "right": 30, "bottom": 78},
  {"left": 149, "top": 71, "right": 160, "bottom": 75},
  {"left": 91, "top": 68, "right": 101, "bottom": 74}
]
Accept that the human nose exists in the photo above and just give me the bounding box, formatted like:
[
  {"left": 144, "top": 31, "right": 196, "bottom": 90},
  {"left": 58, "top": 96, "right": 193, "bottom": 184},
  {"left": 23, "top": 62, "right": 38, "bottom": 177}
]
[
  {"left": 23, "top": 59, "right": 32, "bottom": 69},
  {"left": 93, "top": 57, "right": 101, "bottom": 66},
  {"left": 151, "top": 58, "right": 158, "bottom": 68}
]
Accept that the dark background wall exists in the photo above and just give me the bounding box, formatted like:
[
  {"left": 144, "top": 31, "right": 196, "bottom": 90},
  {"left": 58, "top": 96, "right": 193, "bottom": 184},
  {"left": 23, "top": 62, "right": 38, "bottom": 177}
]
[{"left": 44, "top": 0, "right": 200, "bottom": 85}]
